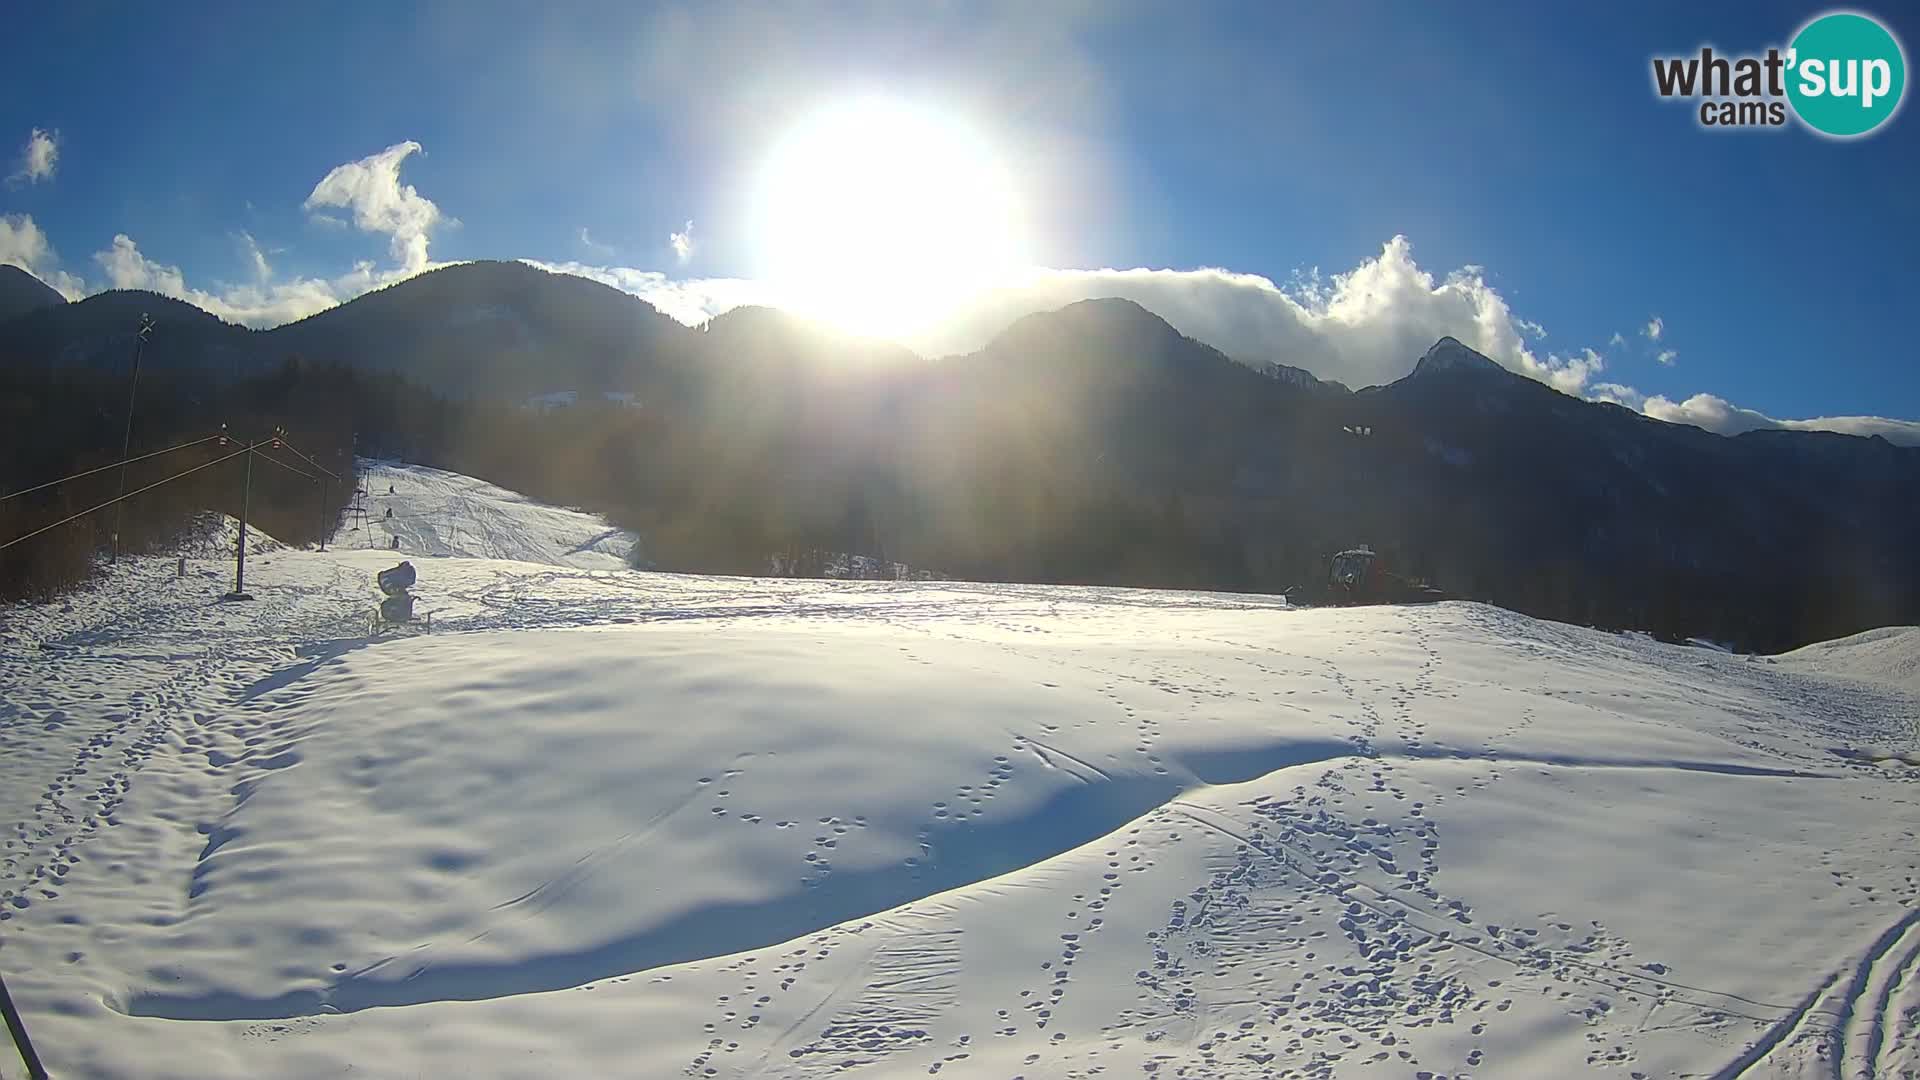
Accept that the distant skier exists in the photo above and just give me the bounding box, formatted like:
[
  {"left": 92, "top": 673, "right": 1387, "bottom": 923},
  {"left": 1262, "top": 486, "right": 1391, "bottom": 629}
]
[
  {"left": 388, "top": 483, "right": 395, "bottom": 495},
  {"left": 385, "top": 507, "right": 394, "bottom": 519}
]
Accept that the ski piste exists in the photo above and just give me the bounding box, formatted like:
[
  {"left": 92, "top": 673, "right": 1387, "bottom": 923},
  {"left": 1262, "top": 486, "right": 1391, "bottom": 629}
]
[{"left": 1, "top": 460, "right": 1916, "bottom": 1078}]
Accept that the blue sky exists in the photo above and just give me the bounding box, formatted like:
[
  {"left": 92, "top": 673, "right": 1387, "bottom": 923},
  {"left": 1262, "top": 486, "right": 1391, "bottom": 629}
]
[{"left": 3, "top": 1, "right": 1916, "bottom": 438}]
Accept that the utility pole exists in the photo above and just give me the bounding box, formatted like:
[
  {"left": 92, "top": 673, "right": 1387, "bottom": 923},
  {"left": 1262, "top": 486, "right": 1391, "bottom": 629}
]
[
  {"left": 110, "top": 313, "right": 155, "bottom": 563},
  {"left": 227, "top": 441, "right": 255, "bottom": 601}
]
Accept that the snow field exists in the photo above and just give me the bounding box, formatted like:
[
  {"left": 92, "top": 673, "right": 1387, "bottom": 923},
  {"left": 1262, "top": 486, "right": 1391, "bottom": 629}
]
[{"left": 1, "top": 465, "right": 1917, "bottom": 1078}]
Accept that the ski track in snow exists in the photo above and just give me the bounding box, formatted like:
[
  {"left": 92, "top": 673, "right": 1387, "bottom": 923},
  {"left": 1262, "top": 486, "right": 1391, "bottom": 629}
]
[{"left": 1, "top": 462, "right": 1918, "bottom": 1078}]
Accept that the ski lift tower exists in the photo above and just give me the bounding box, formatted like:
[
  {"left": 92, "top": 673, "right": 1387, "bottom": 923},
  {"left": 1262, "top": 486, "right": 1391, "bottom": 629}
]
[{"left": 346, "top": 485, "right": 372, "bottom": 547}]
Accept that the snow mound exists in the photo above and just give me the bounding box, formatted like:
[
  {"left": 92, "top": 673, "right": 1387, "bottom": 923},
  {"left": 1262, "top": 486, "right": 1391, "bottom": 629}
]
[
  {"left": 344, "top": 459, "right": 639, "bottom": 569},
  {"left": 1778, "top": 624, "right": 1920, "bottom": 694},
  {"left": 174, "top": 512, "right": 289, "bottom": 558},
  {"left": 122, "top": 625, "right": 1361, "bottom": 1020}
]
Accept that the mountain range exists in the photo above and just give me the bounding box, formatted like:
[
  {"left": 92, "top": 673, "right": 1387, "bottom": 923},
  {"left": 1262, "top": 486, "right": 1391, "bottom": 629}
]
[{"left": 3, "top": 259, "right": 1914, "bottom": 650}]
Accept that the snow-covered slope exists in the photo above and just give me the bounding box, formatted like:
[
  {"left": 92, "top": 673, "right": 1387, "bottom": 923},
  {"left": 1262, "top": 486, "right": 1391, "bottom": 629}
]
[
  {"left": 1779, "top": 625, "right": 1920, "bottom": 696},
  {"left": 2, "top": 467, "right": 1918, "bottom": 1080},
  {"left": 349, "top": 459, "right": 638, "bottom": 569}
]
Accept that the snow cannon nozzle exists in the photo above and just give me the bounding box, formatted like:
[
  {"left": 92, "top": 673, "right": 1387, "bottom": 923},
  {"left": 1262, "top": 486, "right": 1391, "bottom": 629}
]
[{"left": 376, "top": 560, "right": 417, "bottom": 597}]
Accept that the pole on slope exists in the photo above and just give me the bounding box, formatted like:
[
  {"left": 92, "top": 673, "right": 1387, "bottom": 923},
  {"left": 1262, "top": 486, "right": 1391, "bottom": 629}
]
[
  {"left": 227, "top": 441, "right": 255, "bottom": 601},
  {"left": 110, "top": 313, "right": 155, "bottom": 564},
  {"left": 0, "top": 969, "right": 50, "bottom": 1080},
  {"left": 317, "top": 475, "right": 329, "bottom": 552}
]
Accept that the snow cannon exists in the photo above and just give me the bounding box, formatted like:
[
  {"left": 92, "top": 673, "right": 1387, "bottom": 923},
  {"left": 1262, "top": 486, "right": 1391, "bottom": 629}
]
[
  {"left": 376, "top": 560, "right": 416, "bottom": 597},
  {"left": 1290, "top": 546, "right": 1451, "bottom": 607},
  {"left": 379, "top": 591, "right": 416, "bottom": 625},
  {"left": 369, "top": 561, "right": 429, "bottom": 634}
]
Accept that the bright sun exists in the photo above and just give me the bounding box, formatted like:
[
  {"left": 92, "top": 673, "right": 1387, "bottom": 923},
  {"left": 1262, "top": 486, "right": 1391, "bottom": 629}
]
[{"left": 751, "top": 98, "right": 1026, "bottom": 340}]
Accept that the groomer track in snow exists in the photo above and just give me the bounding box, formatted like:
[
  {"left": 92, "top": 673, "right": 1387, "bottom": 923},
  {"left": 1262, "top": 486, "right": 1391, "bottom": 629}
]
[{"left": 2, "top": 464, "right": 1917, "bottom": 1079}]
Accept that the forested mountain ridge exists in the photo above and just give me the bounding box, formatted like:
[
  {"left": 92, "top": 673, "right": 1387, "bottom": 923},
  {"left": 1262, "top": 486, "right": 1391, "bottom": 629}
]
[{"left": 4, "top": 266, "right": 1914, "bottom": 650}]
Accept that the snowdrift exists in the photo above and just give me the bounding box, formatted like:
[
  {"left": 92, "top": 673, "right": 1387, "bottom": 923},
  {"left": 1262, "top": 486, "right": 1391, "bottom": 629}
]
[{"left": 174, "top": 512, "right": 289, "bottom": 558}]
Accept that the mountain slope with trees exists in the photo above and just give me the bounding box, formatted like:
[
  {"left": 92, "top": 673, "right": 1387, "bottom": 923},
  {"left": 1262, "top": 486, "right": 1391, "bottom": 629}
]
[{"left": 4, "top": 265, "right": 1914, "bottom": 650}]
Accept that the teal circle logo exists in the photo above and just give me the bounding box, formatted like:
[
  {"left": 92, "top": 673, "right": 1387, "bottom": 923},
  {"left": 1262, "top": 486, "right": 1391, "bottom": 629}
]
[{"left": 1787, "top": 11, "right": 1907, "bottom": 137}]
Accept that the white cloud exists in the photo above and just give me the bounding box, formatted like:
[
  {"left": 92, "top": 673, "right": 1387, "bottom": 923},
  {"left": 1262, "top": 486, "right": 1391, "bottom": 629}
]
[
  {"left": 1655, "top": 349, "right": 1677, "bottom": 366},
  {"left": 1587, "top": 382, "right": 1646, "bottom": 411},
  {"left": 1644, "top": 315, "right": 1664, "bottom": 341},
  {"left": 1642, "top": 393, "right": 1769, "bottom": 435},
  {"left": 0, "top": 212, "right": 53, "bottom": 268},
  {"left": 670, "top": 220, "right": 695, "bottom": 263},
  {"left": 7, "top": 128, "right": 58, "bottom": 186},
  {"left": 912, "top": 236, "right": 1611, "bottom": 396},
  {"left": 0, "top": 211, "right": 85, "bottom": 299},
  {"left": 1641, "top": 392, "right": 1920, "bottom": 446},
  {"left": 90, "top": 229, "right": 434, "bottom": 329},
  {"left": 522, "top": 259, "right": 774, "bottom": 326},
  {"left": 238, "top": 231, "right": 272, "bottom": 282},
  {"left": 1782, "top": 416, "right": 1920, "bottom": 443},
  {"left": 93, "top": 234, "right": 338, "bottom": 326},
  {"left": 1609, "top": 331, "right": 1627, "bottom": 348},
  {"left": 63, "top": 142, "right": 451, "bottom": 327},
  {"left": 302, "top": 141, "right": 441, "bottom": 272},
  {"left": 579, "top": 227, "right": 615, "bottom": 258}
]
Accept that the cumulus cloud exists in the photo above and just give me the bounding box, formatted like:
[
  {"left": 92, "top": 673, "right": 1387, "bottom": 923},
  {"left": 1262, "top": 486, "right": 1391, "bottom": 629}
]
[
  {"left": 1642, "top": 393, "right": 1771, "bottom": 435},
  {"left": 92, "top": 234, "right": 347, "bottom": 326},
  {"left": 913, "top": 237, "right": 1613, "bottom": 397},
  {"left": 1, "top": 212, "right": 54, "bottom": 270},
  {"left": 1644, "top": 315, "right": 1663, "bottom": 341},
  {"left": 0, "top": 212, "right": 86, "bottom": 298},
  {"left": 670, "top": 220, "right": 695, "bottom": 263},
  {"left": 8, "top": 128, "right": 58, "bottom": 186},
  {"left": 1608, "top": 331, "right": 1627, "bottom": 348},
  {"left": 1655, "top": 349, "right": 1677, "bottom": 366},
  {"left": 63, "top": 142, "right": 451, "bottom": 327},
  {"left": 1641, "top": 392, "right": 1920, "bottom": 445},
  {"left": 1587, "top": 382, "right": 1646, "bottom": 411},
  {"left": 303, "top": 141, "right": 441, "bottom": 272}
]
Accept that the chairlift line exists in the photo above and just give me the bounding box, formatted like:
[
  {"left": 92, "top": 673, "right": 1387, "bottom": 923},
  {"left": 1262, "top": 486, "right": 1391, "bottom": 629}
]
[
  {"left": 0, "top": 440, "right": 270, "bottom": 552},
  {"left": 247, "top": 445, "right": 320, "bottom": 483},
  {"left": 264, "top": 434, "right": 341, "bottom": 480},
  {"left": 0, "top": 433, "right": 227, "bottom": 503}
]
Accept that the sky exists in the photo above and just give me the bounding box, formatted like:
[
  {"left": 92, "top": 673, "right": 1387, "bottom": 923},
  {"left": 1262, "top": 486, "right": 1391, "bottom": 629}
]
[{"left": 3, "top": 1, "right": 1917, "bottom": 442}]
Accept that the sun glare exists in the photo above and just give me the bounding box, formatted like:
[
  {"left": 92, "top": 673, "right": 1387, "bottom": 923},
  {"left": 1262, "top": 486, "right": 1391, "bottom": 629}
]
[{"left": 751, "top": 98, "right": 1026, "bottom": 340}]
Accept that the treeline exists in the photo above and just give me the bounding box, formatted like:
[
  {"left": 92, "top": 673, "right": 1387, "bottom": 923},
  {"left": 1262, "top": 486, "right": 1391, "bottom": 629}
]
[
  {"left": 1, "top": 360, "right": 363, "bottom": 601},
  {"left": 317, "top": 361, "right": 1257, "bottom": 590}
]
